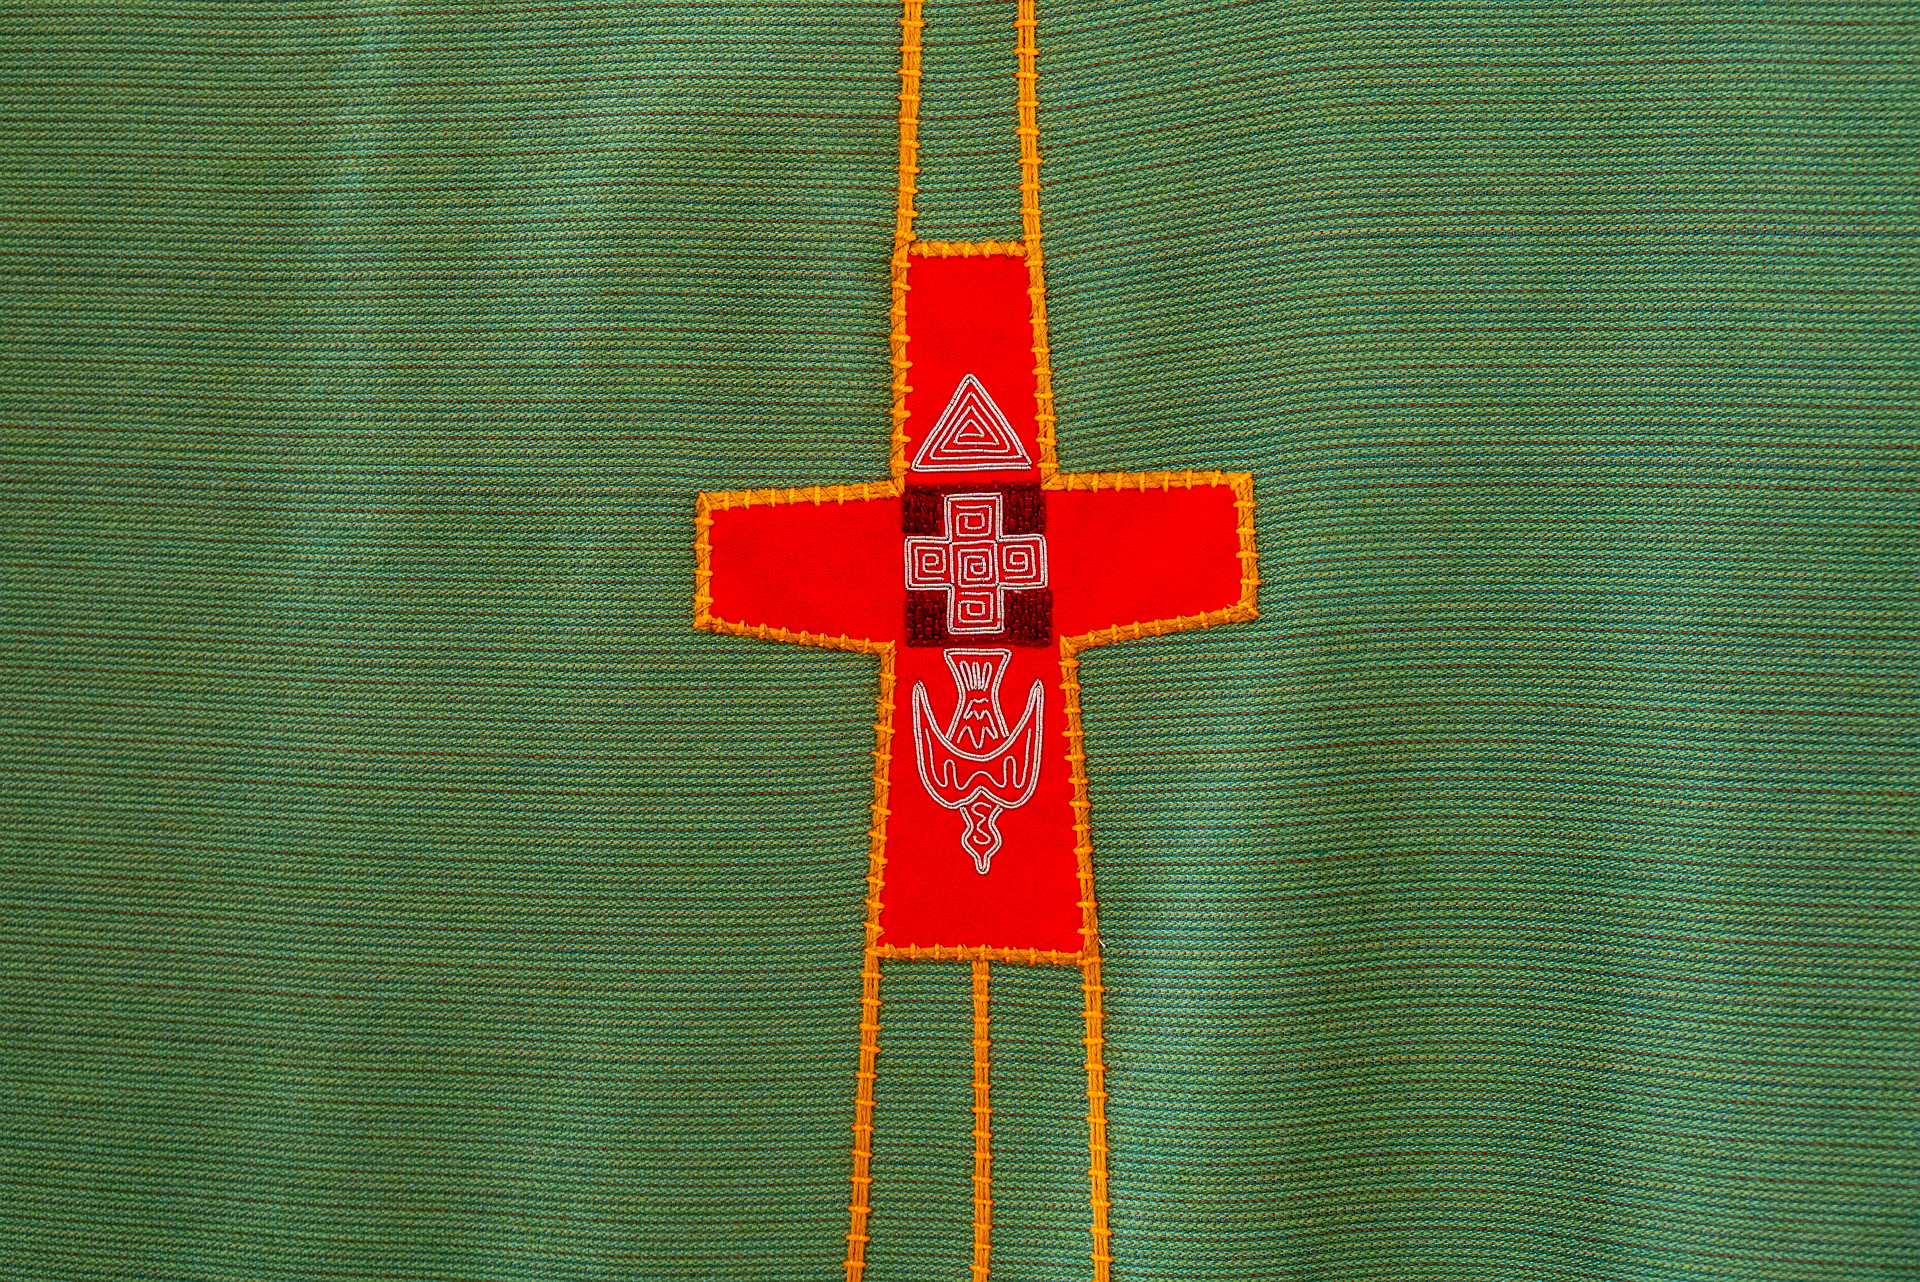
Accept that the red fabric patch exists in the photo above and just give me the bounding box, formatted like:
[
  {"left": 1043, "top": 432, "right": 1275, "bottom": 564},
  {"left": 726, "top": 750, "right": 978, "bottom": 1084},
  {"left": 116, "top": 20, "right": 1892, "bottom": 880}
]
[
  {"left": 878, "top": 644, "right": 1084, "bottom": 953},
  {"left": 705, "top": 496, "right": 903, "bottom": 644},
  {"left": 903, "top": 254, "right": 1040, "bottom": 486},
  {"left": 1049, "top": 483, "right": 1246, "bottom": 637}
]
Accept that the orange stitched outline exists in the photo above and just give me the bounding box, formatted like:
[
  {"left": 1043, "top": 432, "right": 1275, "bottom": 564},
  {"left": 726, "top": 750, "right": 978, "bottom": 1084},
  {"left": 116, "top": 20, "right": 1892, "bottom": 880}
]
[
  {"left": 876, "top": 942, "right": 1081, "bottom": 966},
  {"left": 1014, "top": 0, "right": 1057, "bottom": 484},
  {"left": 908, "top": 239, "right": 1027, "bottom": 258},
  {"left": 971, "top": 959, "right": 993, "bottom": 1282},
  {"left": 697, "top": 470, "right": 1258, "bottom": 1282},
  {"left": 888, "top": 0, "right": 924, "bottom": 484}
]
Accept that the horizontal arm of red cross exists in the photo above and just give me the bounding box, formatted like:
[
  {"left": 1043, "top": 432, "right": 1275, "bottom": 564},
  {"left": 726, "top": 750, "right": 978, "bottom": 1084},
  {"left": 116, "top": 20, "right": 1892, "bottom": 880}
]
[
  {"left": 1048, "top": 476, "right": 1254, "bottom": 642},
  {"left": 698, "top": 473, "right": 1253, "bottom": 650},
  {"left": 698, "top": 486, "right": 907, "bottom": 646}
]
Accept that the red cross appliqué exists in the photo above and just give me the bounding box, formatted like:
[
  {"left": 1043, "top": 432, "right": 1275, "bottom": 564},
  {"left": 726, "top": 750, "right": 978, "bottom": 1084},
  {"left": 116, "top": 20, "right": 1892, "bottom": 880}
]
[
  {"left": 905, "top": 492, "right": 1048, "bottom": 634},
  {"left": 696, "top": 249, "right": 1257, "bottom": 957}
]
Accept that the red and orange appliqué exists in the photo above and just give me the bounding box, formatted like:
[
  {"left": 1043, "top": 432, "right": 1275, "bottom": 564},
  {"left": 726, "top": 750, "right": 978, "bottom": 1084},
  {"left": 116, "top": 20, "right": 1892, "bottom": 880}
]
[
  {"left": 692, "top": 2, "right": 1256, "bottom": 1276},
  {"left": 697, "top": 249, "right": 1254, "bottom": 955}
]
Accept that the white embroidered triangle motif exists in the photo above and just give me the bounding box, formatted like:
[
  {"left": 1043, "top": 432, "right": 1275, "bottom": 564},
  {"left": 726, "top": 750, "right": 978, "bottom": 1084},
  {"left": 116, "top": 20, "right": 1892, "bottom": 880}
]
[{"left": 911, "top": 373, "right": 1034, "bottom": 472}]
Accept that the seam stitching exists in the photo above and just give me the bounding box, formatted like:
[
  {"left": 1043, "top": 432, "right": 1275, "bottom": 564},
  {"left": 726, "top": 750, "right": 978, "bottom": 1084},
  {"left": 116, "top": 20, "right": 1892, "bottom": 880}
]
[
  {"left": 874, "top": 942, "right": 1081, "bottom": 966},
  {"left": 909, "top": 239, "right": 1027, "bottom": 258},
  {"left": 1014, "top": 0, "right": 1057, "bottom": 484},
  {"left": 971, "top": 959, "right": 993, "bottom": 1282},
  {"left": 888, "top": 0, "right": 924, "bottom": 483}
]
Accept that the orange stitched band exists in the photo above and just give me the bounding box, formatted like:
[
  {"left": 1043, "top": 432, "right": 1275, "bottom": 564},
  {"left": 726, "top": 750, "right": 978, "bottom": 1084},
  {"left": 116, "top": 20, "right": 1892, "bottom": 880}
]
[
  {"left": 1014, "top": 0, "right": 1057, "bottom": 483},
  {"left": 848, "top": 650, "right": 895, "bottom": 1281},
  {"left": 1011, "top": 0, "right": 1100, "bottom": 1250},
  {"left": 908, "top": 239, "right": 1028, "bottom": 258},
  {"left": 888, "top": 0, "right": 923, "bottom": 484},
  {"left": 1055, "top": 474, "right": 1259, "bottom": 1281},
  {"left": 971, "top": 959, "right": 993, "bottom": 1282},
  {"left": 848, "top": 0, "right": 922, "bottom": 1269},
  {"left": 700, "top": 481, "right": 904, "bottom": 512},
  {"left": 875, "top": 942, "right": 1081, "bottom": 966},
  {"left": 1055, "top": 643, "right": 1109, "bottom": 1282}
]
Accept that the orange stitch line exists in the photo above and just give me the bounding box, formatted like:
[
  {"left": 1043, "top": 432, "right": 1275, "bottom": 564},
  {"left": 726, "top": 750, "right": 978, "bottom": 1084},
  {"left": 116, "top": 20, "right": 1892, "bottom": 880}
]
[
  {"left": 890, "top": 242, "right": 912, "bottom": 479},
  {"left": 1048, "top": 472, "right": 1258, "bottom": 1281},
  {"left": 1056, "top": 640, "right": 1111, "bottom": 1281},
  {"left": 1048, "top": 469, "right": 1257, "bottom": 1281},
  {"left": 692, "top": 496, "right": 717, "bottom": 629},
  {"left": 888, "top": 0, "right": 923, "bottom": 484},
  {"left": 908, "top": 239, "right": 1027, "bottom": 258},
  {"left": 896, "top": 0, "right": 922, "bottom": 248},
  {"left": 847, "top": 944, "right": 882, "bottom": 1278},
  {"left": 701, "top": 480, "right": 903, "bottom": 512},
  {"left": 971, "top": 959, "right": 993, "bottom": 1282},
  {"left": 1013, "top": 0, "right": 1057, "bottom": 482},
  {"left": 1082, "top": 955, "right": 1110, "bottom": 1281},
  {"left": 849, "top": 0, "right": 921, "bottom": 1268},
  {"left": 847, "top": 648, "right": 897, "bottom": 1282},
  {"left": 874, "top": 942, "right": 1083, "bottom": 967}
]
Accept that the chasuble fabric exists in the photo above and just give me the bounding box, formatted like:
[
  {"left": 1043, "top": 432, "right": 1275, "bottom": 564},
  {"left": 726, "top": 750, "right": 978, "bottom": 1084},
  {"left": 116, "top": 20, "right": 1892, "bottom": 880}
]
[{"left": 3, "top": 1, "right": 1916, "bottom": 1279}]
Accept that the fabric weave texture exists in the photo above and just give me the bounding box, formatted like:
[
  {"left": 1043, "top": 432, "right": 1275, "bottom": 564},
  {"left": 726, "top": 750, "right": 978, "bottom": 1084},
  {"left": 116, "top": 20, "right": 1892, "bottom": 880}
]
[{"left": 3, "top": 1, "right": 1916, "bottom": 1279}]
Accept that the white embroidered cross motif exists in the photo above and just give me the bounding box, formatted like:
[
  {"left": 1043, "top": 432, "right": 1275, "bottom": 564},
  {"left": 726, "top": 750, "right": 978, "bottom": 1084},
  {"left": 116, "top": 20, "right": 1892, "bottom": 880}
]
[{"left": 903, "top": 492, "right": 1048, "bottom": 634}]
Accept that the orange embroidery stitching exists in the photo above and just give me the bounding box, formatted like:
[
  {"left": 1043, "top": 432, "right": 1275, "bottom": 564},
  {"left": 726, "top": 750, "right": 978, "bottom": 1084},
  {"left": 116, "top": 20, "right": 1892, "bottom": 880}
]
[
  {"left": 1015, "top": 0, "right": 1057, "bottom": 486},
  {"left": 971, "top": 959, "right": 993, "bottom": 1282},
  {"left": 874, "top": 942, "right": 1081, "bottom": 966},
  {"left": 887, "top": 0, "right": 923, "bottom": 486},
  {"left": 908, "top": 239, "right": 1028, "bottom": 258}
]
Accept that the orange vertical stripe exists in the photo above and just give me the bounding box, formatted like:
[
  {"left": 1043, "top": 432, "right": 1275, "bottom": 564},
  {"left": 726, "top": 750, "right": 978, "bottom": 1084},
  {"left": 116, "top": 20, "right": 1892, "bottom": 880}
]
[{"left": 971, "top": 960, "right": 993, "bottom": 1281}]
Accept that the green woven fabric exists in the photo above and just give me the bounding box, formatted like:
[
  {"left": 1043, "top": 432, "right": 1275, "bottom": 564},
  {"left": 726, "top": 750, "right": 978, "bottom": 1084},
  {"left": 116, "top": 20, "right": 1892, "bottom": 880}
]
[{"left": 4, "top": 2, "right": 1916, "bottom": 1279}]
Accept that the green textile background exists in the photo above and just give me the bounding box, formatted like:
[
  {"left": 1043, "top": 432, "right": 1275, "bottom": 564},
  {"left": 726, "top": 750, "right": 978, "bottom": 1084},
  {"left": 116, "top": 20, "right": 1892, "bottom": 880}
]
[{"left": 3, "top": 1, "right": 1916, "bottom": 1278}]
